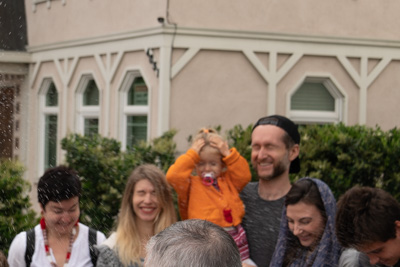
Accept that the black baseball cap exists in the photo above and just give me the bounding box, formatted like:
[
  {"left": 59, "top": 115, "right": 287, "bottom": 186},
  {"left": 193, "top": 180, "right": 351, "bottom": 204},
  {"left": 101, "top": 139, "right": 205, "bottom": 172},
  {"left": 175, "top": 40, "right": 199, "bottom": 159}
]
[{"left": 252, "top": 115, "right": 300, "bottom": 173}]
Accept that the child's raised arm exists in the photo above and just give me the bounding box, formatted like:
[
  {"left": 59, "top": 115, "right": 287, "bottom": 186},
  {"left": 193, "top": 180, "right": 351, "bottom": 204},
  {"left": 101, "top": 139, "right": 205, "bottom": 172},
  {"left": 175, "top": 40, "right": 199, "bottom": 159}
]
[
  {"left": 190, "top": 138, "right": 205, "bottom": 154},
  {"left": 222, "top": 148, "right": 251, "bottom": 191},
  {"left": 209, "top": 135, "right": 230, "bottom": 157},
  {"left": 166, "top": 145, "right": 203, "bottom": 220}
]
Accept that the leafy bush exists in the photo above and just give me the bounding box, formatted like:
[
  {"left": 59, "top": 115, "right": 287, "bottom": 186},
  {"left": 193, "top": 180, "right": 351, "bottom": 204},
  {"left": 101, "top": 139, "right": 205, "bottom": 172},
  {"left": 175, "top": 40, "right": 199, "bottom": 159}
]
[
  {"left": 226, "top": 124, "right": 255, "bottom": 177},
  {"left": 226, "top": 123, "right": 400, "bottom": 201},
  {"left": 59, "top": 123, "right": 400, "bottom": 235},
  {"left": 296, "top": 123, "right": 400, "bottom": 200},
  {"left": 0, "top": 159, "right": 37, "bottom": 255},
  {"left": 61, "top": 130, "right": 177, "bottom": 234}
]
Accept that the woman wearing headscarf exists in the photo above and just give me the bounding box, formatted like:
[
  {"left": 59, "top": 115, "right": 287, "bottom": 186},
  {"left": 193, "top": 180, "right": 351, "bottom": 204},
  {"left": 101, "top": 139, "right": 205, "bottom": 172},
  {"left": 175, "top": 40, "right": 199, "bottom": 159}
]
[{"left": 269, "top": 177, "right": 342, "bottom": 267}]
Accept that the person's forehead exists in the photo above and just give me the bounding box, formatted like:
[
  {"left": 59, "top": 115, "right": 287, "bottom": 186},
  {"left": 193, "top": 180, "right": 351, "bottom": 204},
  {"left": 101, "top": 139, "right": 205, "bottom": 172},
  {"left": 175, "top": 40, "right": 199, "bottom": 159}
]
[
  {"left": 199, "top": 146, "right": 220, "bottom": 157},
  {"left": 47, "top": 197, "right": 79, "bottom": 208},
  {"left": 134, "top": 179, "right": 155, "bottom": 191},
  {"left": 358, "top": 241, "right": 386, "bottom": 254},
  {"left": 251, "top": 125, "right": 286, "bottom": 141},
  {"left": 286, "top": 202, "right": 321, "bottom": 218}
]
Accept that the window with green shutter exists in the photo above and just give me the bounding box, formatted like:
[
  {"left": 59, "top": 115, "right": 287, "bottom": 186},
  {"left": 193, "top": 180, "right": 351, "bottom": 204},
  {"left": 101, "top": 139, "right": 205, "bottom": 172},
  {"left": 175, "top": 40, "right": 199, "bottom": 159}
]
[{"left": 289, "top": 77, "right": 345, "bottom": 124}]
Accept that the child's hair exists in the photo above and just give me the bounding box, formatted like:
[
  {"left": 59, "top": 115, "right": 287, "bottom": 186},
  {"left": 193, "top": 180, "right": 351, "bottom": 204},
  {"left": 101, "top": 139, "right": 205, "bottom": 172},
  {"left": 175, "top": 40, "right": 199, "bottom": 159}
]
[
  {"left": 37, "top": 165, "right": 81, "bottom": 209},
  {"left": 193, "top": 128, "right": 226, "bottom": 149}
]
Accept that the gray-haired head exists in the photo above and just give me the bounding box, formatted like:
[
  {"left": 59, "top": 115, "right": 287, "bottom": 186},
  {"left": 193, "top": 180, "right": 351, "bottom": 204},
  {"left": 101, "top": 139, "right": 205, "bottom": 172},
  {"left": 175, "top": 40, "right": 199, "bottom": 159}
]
[{"left": 145, "top": 219, "right": 242, "bottom": 267}]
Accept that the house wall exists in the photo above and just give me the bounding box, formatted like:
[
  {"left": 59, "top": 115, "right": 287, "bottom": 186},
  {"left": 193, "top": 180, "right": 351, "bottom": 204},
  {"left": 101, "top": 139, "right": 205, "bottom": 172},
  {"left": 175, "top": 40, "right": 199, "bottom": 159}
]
[
  {"left": 25, "top": 0, "right": 166, "bottom": 46},
  {"left": 20, "top": 0, "right": 400, "bottom": 197},
  {"left": 169, "top": 0, "right": 400, "bottom": 40},
  {"left": 170, "top": 49, "right": 269, "bottom": 151},
  {"left": 367, "top": 60, "right": 400, "bottom": 128},
  {"left": 26, "top": 0, "right": 400, "bottom": 46}
]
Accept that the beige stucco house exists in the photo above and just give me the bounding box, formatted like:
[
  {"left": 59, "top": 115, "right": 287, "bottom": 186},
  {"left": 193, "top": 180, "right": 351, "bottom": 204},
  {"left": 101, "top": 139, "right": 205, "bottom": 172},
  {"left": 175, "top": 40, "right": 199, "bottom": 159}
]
[{"left": 2, "top": 0, "right": 400, "bottom": 203}]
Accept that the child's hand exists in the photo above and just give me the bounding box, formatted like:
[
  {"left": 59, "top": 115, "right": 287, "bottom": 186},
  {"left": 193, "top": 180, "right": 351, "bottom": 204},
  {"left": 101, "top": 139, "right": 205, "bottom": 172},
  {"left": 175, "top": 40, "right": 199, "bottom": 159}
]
[
  {"left": 209, "top": 136, "right": 230, "bottom": 157},
  {"left": 191, "top": 138, "right": 205, "bottom": 154}
]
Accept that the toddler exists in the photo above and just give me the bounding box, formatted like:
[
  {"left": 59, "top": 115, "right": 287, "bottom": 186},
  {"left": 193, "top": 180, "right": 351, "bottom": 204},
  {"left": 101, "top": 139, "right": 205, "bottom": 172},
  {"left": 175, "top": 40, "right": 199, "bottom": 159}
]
[{"left": 166, "top": 128, "right": 256, "bottom": 265}]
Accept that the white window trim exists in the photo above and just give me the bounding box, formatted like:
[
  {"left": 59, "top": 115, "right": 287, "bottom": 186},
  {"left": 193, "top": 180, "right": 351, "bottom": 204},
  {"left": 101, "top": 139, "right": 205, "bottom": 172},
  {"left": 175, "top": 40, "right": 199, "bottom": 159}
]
[
  {"left": 287, "top": 74, "right": 348, "bottom": 124},
  {"left": 38, "top": 78, "right": 59, "bottom": 176},
  {"left": 118, "top": 69, "right": 151, "bottom": 150},
  {"left": 75, "top": 74, "right": 101, "bottom": 135}
]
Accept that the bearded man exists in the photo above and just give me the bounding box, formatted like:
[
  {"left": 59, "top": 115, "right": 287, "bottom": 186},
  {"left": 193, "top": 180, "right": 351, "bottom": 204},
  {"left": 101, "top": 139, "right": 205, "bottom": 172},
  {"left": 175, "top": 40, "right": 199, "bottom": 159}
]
[{"left": 240, "top": 115, "right": 300, "bottom": 267}]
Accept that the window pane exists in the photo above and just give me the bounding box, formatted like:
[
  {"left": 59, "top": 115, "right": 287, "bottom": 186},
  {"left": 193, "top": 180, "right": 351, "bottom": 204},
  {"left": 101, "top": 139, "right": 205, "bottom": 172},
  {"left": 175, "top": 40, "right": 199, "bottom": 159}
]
[
  {"left": 46, "top": 82, "right": 58, "bottom": 107},
  {"left": 44, "top": 115, "right": 57, "bottom": 169},
  {"left": 84, "top": 118, "right": 99, "bottom": 136},
  {"left": 83, "top": 79, "right": 99, "bottom": 106},
  {"left": 126, "top": 116, "right": 147, "bottom": 147},
  {"left": 291, "top": 82, "right": 335, "bottom": 111},
  {"left": 127, "top": 77, "right": 148, "bottom": 105}
]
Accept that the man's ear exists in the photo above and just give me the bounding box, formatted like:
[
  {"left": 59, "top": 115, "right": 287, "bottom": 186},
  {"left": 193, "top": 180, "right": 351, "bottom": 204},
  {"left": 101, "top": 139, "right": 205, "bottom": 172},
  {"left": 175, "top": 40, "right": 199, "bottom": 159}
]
[
  {"left": 40, "top": 203, "right": 45, "bottom": 215},
  {"left": 289, "top": 144, "right": 300, "bottom": 161}
]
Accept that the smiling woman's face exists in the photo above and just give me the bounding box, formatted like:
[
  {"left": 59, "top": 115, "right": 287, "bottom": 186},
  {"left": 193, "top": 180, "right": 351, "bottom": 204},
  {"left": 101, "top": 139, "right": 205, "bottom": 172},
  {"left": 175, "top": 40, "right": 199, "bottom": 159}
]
[
  {"left": 286, "top": 201, "right": 326, "bottom": 249},
  {"left": 41, "top": 196, "right": 80, "bottom": 236},
  {"left": 132, "top": 179, "right": 161, "bottom": 223}
]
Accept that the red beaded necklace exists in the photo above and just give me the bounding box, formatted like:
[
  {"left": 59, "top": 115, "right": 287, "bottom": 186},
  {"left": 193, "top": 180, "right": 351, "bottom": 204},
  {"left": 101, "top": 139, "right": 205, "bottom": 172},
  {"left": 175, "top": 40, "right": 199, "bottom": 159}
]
[{"left": 40, "top": 217, "right": 78, "bottom": 267}]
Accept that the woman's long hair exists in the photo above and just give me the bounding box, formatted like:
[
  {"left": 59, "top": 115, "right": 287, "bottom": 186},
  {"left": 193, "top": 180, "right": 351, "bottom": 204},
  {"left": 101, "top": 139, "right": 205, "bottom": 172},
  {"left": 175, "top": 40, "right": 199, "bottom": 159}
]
[{"left": 115, "top": 164, "right": 177, "bottom": 266}]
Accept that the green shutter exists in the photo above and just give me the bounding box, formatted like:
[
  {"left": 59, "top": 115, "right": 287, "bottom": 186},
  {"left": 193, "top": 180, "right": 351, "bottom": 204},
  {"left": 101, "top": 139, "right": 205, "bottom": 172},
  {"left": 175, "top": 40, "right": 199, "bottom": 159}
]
[
  {"left": 127, "top": 77, "right": 148, "bottom": 106},
  {"left": 46, "top": 82, "right": 58, "bottom": 107},
  {"left": 84, "top": 118, "right": 99, "bottom": 136},
  {"left": 126, "top": 116, "right": 147, "bottom": 147},
  {"left": 83, "top": 80, "right": 99, "bottom": 106},
  {"left": 291, "top": 82, "right": 335, "bottom": 111},
  {"left": 44, "top": 115, "right": 57, "bottom": 169}
]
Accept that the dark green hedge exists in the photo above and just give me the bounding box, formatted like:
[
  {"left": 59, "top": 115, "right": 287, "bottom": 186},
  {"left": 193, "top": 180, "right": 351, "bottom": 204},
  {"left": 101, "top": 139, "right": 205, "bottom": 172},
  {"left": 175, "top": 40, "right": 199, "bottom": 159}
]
[
  {"left": 2, "top": 123, "right": 400, "bottom": 253},
  {"left": 227, "top": 123, "right": 400, "bottom": 201},
  {"left": 0, "top": 160, "right": 37, "bottom": 255},
  {"left": 60, "top": 130, "right": 177, "bottom": 235},
  {"left": 296, "top": 124, "right": 400, "bottom": 200}
]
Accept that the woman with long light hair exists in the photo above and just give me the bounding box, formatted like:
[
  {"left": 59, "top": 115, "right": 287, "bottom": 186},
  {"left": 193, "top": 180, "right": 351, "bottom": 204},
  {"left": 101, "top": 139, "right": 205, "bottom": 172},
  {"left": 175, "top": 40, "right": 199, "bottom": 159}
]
[{"left": 97, "top": 164, "right": 177, "bottom": 267}]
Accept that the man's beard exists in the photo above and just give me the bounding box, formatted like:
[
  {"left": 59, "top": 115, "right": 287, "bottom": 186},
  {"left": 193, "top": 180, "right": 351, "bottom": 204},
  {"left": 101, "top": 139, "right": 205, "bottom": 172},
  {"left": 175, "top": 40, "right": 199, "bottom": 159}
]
[{"left": 257, "top": 154, "right": 290, "bottom": 181}]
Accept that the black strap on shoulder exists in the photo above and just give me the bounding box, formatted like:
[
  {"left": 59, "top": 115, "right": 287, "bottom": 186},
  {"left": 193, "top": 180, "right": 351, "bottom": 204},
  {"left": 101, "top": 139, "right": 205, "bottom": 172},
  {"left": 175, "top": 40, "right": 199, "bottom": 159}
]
[
  {"left": 25, "top": 228, "right": 35, "bottom": 267},
  {"left": 24, "top": 227, "right": 98, "bottom": 266},
  {"left": 88, "top": 227, "right": 98, "bottom": 266}
]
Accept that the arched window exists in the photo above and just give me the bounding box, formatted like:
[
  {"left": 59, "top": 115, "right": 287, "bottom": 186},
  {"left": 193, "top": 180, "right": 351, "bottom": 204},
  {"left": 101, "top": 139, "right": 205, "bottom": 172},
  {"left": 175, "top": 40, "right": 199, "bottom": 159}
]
[
  {"left": 119, "top": 71, "right": 149, "bottom": 149},
  {"left": 40, "top": 80, "right": 58, "bottom": 171},
  {"left": 76, "top": 75, "right": 100, "bottom": 135},
  {"left": 289, "top": 76, "right": 346, "bottom": 124}
]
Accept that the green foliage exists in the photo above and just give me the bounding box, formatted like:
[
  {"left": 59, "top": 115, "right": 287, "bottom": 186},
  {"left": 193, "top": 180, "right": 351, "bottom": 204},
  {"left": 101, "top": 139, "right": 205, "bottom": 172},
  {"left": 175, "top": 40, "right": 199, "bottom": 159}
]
[
  {"left": 226, "top": 122, "right": 400, "bottom": 201},
  {"left": 296, "top": 123, "right": 400, "bottom": 200},
  {"left": 61, "top": 130, "right": 177, "bottom": 234},
  {"left": 226, "top": 124, "right": 255, "bottom": 178},
  {"left": 58, "top": 123, "right": 400, "bottom": 236},
  {"left": 0, "top": 160, "right": 37, "bottom": 255}
]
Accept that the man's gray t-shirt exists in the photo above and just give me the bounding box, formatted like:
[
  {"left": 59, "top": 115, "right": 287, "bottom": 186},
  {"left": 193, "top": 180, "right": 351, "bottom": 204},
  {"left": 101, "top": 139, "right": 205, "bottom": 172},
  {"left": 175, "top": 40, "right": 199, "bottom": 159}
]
[{"left": 240, "top": 182, "right": 285, "bottom": 267}]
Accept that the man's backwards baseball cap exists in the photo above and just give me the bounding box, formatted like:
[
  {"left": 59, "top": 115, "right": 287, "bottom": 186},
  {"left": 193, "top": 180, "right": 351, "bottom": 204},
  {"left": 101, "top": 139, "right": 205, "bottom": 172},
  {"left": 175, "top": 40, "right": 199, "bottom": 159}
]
[{"left": 252, "top": 115, "right": 300, "bottom": 173}]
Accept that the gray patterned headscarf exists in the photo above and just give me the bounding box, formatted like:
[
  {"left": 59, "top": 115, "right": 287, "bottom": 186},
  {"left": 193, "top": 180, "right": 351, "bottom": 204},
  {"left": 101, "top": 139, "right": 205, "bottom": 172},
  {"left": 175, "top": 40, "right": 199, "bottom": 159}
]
[{"left": 269, "top": 177, "right": 342, "bottom": 267}]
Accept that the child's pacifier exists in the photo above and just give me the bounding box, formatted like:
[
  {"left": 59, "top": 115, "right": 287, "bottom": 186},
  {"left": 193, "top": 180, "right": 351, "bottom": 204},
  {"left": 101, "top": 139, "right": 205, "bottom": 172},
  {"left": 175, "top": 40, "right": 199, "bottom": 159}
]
[{"left": 202, "top": 172, "right": 215, "bottom": 186}]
